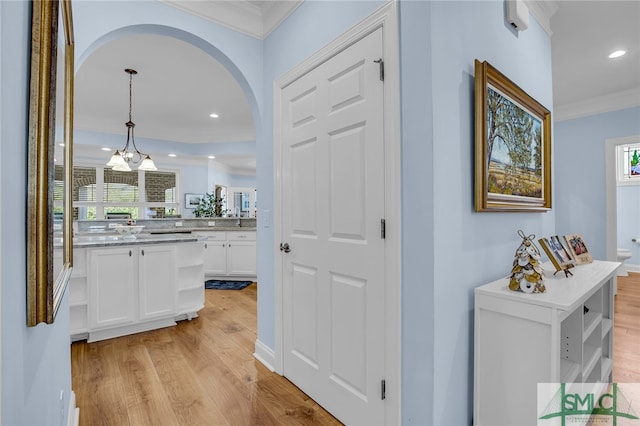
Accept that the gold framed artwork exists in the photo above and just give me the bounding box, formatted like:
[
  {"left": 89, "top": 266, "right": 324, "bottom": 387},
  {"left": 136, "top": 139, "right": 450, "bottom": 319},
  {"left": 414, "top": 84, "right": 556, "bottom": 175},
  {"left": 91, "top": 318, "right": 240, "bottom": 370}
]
[
  {"left": 539, "top": 236, "right": 574, "bottom": 275},
  {"left": 474, "top": 60, "right": 552, "bottom": 212},
  {"left": 563, "top": 234, "right": 594, "bottom": 265},
  {"left": 27, "top": 0, "right": 74, "bottom": 326}
]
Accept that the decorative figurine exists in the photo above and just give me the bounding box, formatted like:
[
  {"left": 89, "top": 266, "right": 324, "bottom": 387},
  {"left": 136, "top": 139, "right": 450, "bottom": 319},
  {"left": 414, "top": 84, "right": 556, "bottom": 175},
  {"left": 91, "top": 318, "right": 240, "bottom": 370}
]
[{"left": 509, "top": 230, "right": 546, "bottom": 293}]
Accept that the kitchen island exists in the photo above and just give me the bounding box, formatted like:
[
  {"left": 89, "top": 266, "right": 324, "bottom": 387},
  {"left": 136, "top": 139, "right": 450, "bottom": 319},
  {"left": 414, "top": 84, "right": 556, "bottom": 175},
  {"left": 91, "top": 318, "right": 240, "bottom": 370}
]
[{"left": 68, "top": 233, "right": 205, "bottom": 342}]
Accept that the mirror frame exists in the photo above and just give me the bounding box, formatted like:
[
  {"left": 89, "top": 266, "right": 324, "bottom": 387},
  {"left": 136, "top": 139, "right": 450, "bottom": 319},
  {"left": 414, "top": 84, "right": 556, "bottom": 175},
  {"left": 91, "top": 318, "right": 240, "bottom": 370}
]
[{"left": 27, "top": 0, "right": 74, "bottom": 326}]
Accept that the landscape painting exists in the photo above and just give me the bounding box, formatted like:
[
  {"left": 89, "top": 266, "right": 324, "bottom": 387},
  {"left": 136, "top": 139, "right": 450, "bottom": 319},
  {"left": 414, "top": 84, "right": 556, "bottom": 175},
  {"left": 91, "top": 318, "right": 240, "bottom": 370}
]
[
  {"left": 474, "top": 60, "right": 552, "bottom": 212},
  {"left": 487, "top": 86, "right": 542, "bottom": 199}
]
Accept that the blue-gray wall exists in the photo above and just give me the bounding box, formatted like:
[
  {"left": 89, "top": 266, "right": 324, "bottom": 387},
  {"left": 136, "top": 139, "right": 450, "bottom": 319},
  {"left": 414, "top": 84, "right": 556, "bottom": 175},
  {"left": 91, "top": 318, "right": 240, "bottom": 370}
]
[
  {"left": 1, "top": 1, "right": 73, "bottom": 425},
  {"left": 555, "top": 106, "right": 640, "bottom": 261},
  {"left": 428, "top": 2, "right": 554, "bottom": 424}
]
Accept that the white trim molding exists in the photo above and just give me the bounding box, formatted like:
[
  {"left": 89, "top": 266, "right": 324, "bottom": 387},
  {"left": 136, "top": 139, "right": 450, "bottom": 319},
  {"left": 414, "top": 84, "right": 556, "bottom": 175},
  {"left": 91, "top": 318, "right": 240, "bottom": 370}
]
[
  {"left": 67, "top": 391, "right": 79, "bottom": 426},
  {"left": 555, "top": 88, "right": 640, "bottom": 122},
  {"left": 253, "top": 339, "right": 276, "bottom": 372},
  {"left": 159, "top": 0, "right": 302, "bottom": 40},
  {"left": 525, "top": 0, "right": 558, "bottom": 36},
  {"left": 605, "top": 135, "right": 640, "bottom": 265}
]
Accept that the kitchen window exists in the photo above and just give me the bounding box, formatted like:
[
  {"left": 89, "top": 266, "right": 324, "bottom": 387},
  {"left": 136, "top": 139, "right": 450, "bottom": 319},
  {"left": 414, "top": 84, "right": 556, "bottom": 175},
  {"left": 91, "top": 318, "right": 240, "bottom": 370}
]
[{"left": 71, "top": 166, "right": 179, "bottom": 220}]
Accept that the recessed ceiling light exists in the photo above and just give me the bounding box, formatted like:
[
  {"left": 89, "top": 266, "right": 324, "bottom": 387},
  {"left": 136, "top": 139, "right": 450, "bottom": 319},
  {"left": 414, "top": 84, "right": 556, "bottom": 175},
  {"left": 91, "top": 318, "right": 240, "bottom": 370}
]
[
  {"left": 101, "top": 147, "right": 112, "bottom": 151},
  {"left": 208, "top": 155, "right": 216, "bottom": 159},
  {"left": 168, "top": 154, "right": 176, "bottom": 157},
  {"left": 608, "top": 50, "right": 626, "bottom": 59},
  {"left": 58, "top": 143, "right": 65, "bottom": 147},
  {"left": 209, "top": 113, "right": 219, "bottom": 118}
]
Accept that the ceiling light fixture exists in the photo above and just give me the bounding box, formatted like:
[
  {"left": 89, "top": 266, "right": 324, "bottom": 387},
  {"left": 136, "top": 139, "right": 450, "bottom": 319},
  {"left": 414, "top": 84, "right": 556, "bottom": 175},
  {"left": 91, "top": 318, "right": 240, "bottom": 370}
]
[
  {"left": 106, "top": 69, "right": 157, "bottom": 172},
  {"left": 209, "top": 113, "right": 219, "bottom": 118},
  {"left": 208, "top": 155, "right": 216, "bottom": 159},
  {"left": 101, "top": 147, "right": 112, "bottom": 151},
  {"left": 608, "top": 50, "right": 626, "bottom": 59},
  {"left": 168, "top": 154, "right": 176, "bottom": 157}
]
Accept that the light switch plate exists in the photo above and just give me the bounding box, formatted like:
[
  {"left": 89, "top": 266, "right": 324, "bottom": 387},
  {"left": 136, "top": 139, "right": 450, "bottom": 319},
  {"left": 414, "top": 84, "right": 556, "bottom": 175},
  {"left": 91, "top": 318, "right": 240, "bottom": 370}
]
[
  {"left": 175, "top": 221, "right": 183, "bottom": 227},
  {"left": 208, "top": 221, "right": 216, "bottom": 226}
]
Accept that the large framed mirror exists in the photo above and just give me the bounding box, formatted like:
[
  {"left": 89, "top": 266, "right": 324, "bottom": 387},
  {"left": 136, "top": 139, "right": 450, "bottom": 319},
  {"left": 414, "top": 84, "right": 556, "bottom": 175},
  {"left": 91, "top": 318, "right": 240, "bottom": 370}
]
[{"left": 27, "top": 0, "right": 74, "bottom": 326}]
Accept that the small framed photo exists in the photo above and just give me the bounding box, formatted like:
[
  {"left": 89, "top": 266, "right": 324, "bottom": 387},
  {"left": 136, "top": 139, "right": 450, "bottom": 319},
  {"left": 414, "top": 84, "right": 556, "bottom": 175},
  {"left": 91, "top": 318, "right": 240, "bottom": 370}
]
[
  {"left": 563, "top": 234, "right": 594, "bottom": 265},
  {"left": 539, "top": 236, "right": 574, "bottom": 273},
  {"left": 185, "top": 193, "right": 204, "bottom": 209}
]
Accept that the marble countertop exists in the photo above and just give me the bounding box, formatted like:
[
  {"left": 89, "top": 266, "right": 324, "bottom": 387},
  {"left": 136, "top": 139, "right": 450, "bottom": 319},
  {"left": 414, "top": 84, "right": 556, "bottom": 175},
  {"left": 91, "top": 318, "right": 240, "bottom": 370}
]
[
  {"left": 70, "top": 233, "right": 206, "bottom": 248},
  {"left": 69, "top": 226, "right": 257, "bottom": 248}
]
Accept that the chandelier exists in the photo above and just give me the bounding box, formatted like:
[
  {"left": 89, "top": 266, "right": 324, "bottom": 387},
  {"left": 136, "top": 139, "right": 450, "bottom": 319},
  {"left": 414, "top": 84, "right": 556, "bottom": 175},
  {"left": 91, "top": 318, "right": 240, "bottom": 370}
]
[{"left": 106, "top": 68, "right": 157, "bottom": 172}]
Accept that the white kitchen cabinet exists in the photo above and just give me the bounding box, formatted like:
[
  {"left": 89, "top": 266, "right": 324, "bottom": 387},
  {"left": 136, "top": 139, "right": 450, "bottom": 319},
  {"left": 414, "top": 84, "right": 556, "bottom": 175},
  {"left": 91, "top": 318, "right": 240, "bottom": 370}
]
[
  {"left": 138, "top": 245, "right": 177, "bottom": 321},
  {"left": 70, "top": 240, "right": 204, "bottom": 342},
  {"left": 227, "top": 232, "right": 256, "bottom": 276},
  {"left": 473, "top": 260, "right": 619, "bottom": 426},
  {"left": 197, "top": 231, "right": 256, "bottom": 278},
  {"left": 89, "top": 247, "right": 137, "bottom": 331},
  {"left": 201, "top": 232, "right": 227, "bottom": 276}
]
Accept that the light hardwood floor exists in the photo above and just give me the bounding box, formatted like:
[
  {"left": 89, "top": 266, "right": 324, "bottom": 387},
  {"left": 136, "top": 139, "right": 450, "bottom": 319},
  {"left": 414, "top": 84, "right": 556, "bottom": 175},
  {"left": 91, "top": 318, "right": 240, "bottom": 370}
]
[
  {"left": 613, "top": 272, "right": 640, "bottom": 383},
  {"left": 72, "top": 273, "right": 640, "bottom": 425},
  {"left": 71, "top": 284, "right": 342, "bottom": 425}
]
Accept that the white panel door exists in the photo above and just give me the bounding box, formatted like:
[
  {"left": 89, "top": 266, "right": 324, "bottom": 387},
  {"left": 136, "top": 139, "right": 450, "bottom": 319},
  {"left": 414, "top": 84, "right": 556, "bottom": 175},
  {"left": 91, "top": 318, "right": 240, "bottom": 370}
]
[{"left": 281, "top": 27, "right": 386, "bottom": 425}]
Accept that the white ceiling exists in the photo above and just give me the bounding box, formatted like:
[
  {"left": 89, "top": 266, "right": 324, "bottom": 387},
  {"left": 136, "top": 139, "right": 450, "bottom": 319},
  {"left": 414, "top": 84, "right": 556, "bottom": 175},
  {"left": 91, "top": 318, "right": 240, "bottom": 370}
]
[
  {"left": 73, "top": 0, "right": 640, "bottom": 174},
  {"left": 550, "top": 0, "right": 640, "bottom": 120}
]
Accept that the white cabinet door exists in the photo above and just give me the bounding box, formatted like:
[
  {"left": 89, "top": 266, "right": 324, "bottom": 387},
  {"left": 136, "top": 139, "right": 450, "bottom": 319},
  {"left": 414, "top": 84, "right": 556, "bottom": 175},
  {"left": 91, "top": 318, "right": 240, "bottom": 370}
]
[
  {"left": 138, "top": 245, "right": 177, "bottom": 321},
  {"left": 89, "top": 247, "right": 136, "bottom": 329},
  {"left": 204, "top": 241, "right": 227, "bottom": 275},
  {"left": 227, "top": 241, "right": 256, "bottom": 276}
]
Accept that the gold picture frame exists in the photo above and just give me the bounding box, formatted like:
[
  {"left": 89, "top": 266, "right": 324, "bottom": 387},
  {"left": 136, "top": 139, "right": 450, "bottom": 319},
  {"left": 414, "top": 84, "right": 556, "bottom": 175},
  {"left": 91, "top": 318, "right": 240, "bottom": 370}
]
[
  {"left": 474, "top": 60, "right": 552, "bottom": 212},
  {"left": 27, "top": 0, "right": 74, "bottom": 326}
]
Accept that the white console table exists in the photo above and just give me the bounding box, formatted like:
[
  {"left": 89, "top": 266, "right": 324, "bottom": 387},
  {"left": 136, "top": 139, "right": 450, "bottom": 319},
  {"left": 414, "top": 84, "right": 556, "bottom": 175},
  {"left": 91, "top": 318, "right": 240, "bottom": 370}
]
[{"left": 473, "top": 260, "right": 620, "bottom": 425}]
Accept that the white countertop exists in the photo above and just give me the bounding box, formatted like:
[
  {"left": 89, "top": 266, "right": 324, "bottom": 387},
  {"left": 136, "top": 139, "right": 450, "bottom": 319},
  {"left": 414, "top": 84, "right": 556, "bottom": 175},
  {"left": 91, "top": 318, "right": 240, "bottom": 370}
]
[{"left": 475, "top": 260, "right": 620, "bottom": 312}]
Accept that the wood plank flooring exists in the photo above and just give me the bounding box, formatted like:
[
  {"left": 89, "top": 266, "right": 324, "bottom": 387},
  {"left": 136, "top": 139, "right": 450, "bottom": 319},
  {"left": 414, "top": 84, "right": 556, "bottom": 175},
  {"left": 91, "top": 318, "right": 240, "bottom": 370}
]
[
  {"left": 71, "top": 284, "right": 342, "bottom": 426},
  {"left": 72, "top": 274, "right": 640, "bottom": 425},
  {"left": 613, "top": 272, "right": 640, "bottom": 383}
]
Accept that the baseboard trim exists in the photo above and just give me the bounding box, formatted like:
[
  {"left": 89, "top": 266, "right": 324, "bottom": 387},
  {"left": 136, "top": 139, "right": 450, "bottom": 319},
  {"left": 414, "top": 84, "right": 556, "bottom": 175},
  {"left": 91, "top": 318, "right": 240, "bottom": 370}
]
[
  {"left": 87, "top": 318, "right": 176, "bottom": 343},
  {"left": 625, "top": 263, "right": 640, "bottom": 274},
  {"left": 67, "top": 390, "right": 79, "bottom": 426},
  {"left": 253, "top": 339, "right": 276, "bottom": 373}
]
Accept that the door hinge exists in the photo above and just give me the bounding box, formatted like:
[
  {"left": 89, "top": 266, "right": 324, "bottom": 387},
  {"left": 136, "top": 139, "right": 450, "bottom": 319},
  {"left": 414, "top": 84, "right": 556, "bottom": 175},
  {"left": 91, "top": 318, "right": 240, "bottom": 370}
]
[
  {"left": 381, "top": 219, "right": 386, "bottom": 239},
  {"left": 374, "top": 58, "right": 384, "bottom": 81},
  {"left": 381, "top": 379, "right": 386, "bottom": 400}
]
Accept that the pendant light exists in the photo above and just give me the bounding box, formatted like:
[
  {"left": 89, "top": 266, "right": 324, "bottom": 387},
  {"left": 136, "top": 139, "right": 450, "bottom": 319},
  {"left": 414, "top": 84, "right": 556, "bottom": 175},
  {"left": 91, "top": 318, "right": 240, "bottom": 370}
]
[{"left": 106, "top": 69, "right": 157, "bottom": 172}]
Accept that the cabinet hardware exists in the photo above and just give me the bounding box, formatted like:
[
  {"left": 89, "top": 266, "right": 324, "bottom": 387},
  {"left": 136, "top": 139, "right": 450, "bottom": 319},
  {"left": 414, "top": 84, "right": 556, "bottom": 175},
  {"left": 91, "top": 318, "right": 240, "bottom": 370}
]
[
  {"left": 204, "top": 243, "right": 208, "bottom": 249},
  {"left": 129, "top": 250, "right": 132, "bottom": 256},
  {"left": 141, "top": 249, "right": 145, "bottom": 256},
  {"left": 381, "top": 379, "right": 386, "bottom": 400}
]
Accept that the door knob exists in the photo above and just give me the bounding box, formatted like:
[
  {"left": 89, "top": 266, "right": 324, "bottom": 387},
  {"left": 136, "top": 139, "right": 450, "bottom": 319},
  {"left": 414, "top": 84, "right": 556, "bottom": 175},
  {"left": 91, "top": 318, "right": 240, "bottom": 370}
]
[{"left": 280, "top": 243, "right": 291, "bottom": 253}]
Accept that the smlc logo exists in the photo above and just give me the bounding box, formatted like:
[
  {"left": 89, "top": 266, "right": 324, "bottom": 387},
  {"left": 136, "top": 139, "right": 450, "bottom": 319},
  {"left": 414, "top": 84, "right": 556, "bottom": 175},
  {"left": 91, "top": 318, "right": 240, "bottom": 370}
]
[{"left": 538, "top": 383, "right": 639, "bottom": 425}]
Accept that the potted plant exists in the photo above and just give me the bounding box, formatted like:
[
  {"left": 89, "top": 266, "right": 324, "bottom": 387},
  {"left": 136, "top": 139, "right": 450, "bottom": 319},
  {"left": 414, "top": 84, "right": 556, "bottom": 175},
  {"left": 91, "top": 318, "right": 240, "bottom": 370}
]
[{"left": 194, "top": 192, "right": 226, "bottom": 218}]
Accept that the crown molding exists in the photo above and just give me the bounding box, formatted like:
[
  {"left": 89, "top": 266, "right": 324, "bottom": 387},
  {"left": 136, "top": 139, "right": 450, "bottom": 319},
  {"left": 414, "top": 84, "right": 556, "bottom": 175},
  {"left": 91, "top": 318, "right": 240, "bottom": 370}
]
[
  {"left": 525, "top": 0, "right": 558, "bottom": 36},
  {"left": 160, "top": 0, "right": 302, "bottom": 40},
  {"left": 554, "top": 87, "right": 640, "bottom": 122}
]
